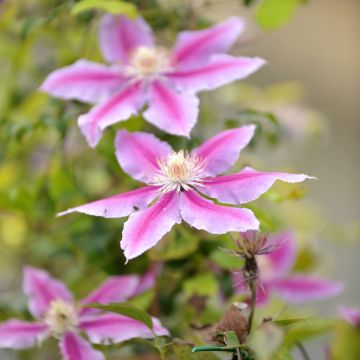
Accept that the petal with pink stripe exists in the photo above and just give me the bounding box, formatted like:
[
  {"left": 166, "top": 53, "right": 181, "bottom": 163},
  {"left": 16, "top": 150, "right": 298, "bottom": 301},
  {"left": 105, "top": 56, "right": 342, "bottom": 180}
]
[
  {"left": 60, "top": 332, "right": 104, "bottom": 360},
  {"left": 80, "top": 314, "right": 169, "bottom": 344},
  {"left": 172, "top": 17, "right": 244, "bottom": 69},
  {"left": 143, "top": 80, "right": 199, "bottom": 137},
  {"left": 0, "top": 320, "right": 48, "bottom": 349},
  {"left": 58, "top": 186, "right": 159, "bottom": 219},
  {"left": 40, "top": 60, "right": 124, "bottom": 103},
  {"left": 121, "top": 191, "right": 181, "bottom": 261},
  {"left": 201, "top": 167, "right": 313, "bottom": 205},
  {"left": 180, "top": 190, "right": 259, "bottom": 234},
  {"left": 23, "top": 267, "right": 73, "bottom": 318},
  {"left": 168, "top": 55, "right": 265, "bottom": 93},
  {"left": 192, "top": 126, "right": 256, "bottom": 176},
  {"left": 115, "top": 130, "right": 173, "bottom": 182},
  {"left": 80, "top": 275, "right": 140, "bottom": 315},
  {"left": 271, "top": 275, "right": 344, "bottom": 303},
  {"left": 99, "top": 15, "right": 154, "bottom": 63},
  {"left": 78, "top": 82, "right": 145, "bottom": 147}
]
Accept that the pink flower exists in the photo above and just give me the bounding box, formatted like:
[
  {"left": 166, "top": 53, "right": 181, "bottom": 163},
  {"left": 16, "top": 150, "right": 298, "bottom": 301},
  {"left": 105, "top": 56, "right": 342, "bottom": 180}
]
[
  {"left": 0, "top": 267, "right": 168, "bottom": 359},
  {"left": 339, "top": 306, "right": 360, "bottom": 327},
  {"left": 41, "top": 15, "right": 265, "bottom": 147},
  {"left": 59, "top": 125, "right": 311, "bottom": 261},
  {"left": 234, "top": 231, "right": 344, "bottom": 305}
]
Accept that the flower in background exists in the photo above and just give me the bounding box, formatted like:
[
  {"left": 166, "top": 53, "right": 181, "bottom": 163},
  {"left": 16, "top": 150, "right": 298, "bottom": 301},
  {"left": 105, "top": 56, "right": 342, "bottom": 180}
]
[
  {"left": 0, "top": 267, "right": 168, "bottom": 359},
  {"left": 41, "top": 15, "right": 265, "bottom": 147},
  {"left": 59, "top": 125, "right": 311, "bottom": 261},
  {"left": 339, "top": 306, "right": 360, "bottom": 327},
  {"left": 233, "top": 231, "right": 344, "bottom": 305}
]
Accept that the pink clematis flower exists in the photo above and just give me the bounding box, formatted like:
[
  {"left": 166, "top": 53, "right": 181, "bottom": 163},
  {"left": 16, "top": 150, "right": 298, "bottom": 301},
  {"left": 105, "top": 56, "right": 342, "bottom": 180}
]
[
  {"left": 0, "top": 267, "right": 168, "bottom": 359},
  {"left": 59, "top": 125, "right": 311, "bottom": 261},
  {"left": 41, "top": 15, "right": 265, "bottom": 147},
  {"left": 233, "top": 231, "right": 344, "bottom": 305}
]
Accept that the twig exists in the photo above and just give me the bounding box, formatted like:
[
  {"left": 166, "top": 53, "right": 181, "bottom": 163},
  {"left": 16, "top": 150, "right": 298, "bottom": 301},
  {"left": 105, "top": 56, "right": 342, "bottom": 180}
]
[
  {"left": 247, "top": 278, "right": 257, "bottom": 335},
  {"left": 296, "top": 342, "right": 311, "bottom": 360}
]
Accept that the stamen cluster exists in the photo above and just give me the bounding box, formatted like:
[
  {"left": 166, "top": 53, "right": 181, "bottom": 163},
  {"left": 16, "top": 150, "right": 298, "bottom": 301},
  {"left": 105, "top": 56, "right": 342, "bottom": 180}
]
[{"left": 151, "top": 150, "right": 207, "bottom": 193}]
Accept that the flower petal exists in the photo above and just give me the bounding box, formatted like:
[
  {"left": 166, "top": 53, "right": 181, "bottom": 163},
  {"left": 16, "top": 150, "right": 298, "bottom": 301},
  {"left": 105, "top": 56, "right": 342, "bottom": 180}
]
[
  {"left": 172, "top": 17, "right": 244, "bottom": 69},
  {"left": 23, "top": 267, "right": 72, "bottom": 318},
  {"left": 201, "top": 166, "right": 313, "bottom": 205},
  {"left": 121, "top": 191, "right": 181, "bottom": 261},
  {"left": 60, "top": 332, "right": 104, "bottom": 360},
  {"left": 40, "top": 60, "right": 124, "bottom": 103},
  {"left": 99, "top": 15, "right": 154, "bottom": 63},
  {"left": 271, "top": 275, "right": 344, "bottom": 303},
  {"left": 339, "top": 306, "right": 360, "bottom": 327},
  {"left": 0, "top": 320, "right": 48, "bottom": 349},
  {"left": 134, "top": 265, "right": 161, "bottom": 295},
  {"left": 143, "top": 80, "right": 199, "bottom": 137},
  {"left": 192, "top": 126, "right": 255, "bottom": 176},
  {"left": 78, "top": 82, "right": 145, "bottom": 147},
  {"left": 180, "top": 190, "right": 259, "bottom": 234},
  {"left": 58, "top": 186, "right": 159, "bottom": 219},
  {"left": 80, "top": 314, "right": 169, "bottom": 344},
  {"left": 115, "top": 130, "right": 173, "bottom": 182},
  {"left": 168, "top": 54, "right": 265, "bottom": 93},
  {"left": 80, "top": 275, "right": 140, "bottom": 315},
  {"left": 265, "top": 231, "right": 297, "bottom": 279}
]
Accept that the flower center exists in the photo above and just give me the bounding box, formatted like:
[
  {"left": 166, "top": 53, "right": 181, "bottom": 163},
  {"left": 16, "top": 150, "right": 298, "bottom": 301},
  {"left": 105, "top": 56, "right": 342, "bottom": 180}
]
[
  {"left": 44, "top": 299, "right": 78, "bottom": 338},
  {"left": 151, "top": 150, "right": 207, "bottom": 193},
  {"left": 125, "top": 46, "right": 172, "bottom": 79}
]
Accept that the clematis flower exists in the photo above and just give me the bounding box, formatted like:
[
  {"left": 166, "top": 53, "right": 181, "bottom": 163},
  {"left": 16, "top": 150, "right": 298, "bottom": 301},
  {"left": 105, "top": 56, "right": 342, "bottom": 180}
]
[
  {"left": 41, "top": 15, "right": 265, "bottom": 147},
  {"left": 0, "top": 267, "right": 168, "bottom": 359},
  {"left": 59, "top": 125, "right": 311, "bottom": 261},
  {"left": 233, "top": 231, "right": 344, "bottom": 305}
]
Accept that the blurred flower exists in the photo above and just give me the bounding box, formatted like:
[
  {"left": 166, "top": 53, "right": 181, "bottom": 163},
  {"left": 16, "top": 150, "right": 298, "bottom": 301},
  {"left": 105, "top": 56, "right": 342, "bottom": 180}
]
[
  {"left": 339, "top": 306, "right": 360, "bottom": 327},
  {"left": 233, "top": 231, "right": 344, "bottom": 305},
  {"left": 0, "top": 267, "right": 168, "bottom": 359},
  {"left": 59, "top": 126, "right": 311, "bottom": 261},
  {"left": 41, "top": 15, "right": 265, "bottom": 147}
]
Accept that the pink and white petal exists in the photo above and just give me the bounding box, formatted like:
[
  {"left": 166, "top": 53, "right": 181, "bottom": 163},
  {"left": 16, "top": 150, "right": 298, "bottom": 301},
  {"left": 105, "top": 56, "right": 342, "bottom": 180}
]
[
  {"left": 121, "top": 191, "right": 181, "bottom": 261},
  {"left": 58, "top": 186, "right": 159, "bottom": 219},
  {"left": 115, "top": 130, "right": 173, "bottom": 182},
  {"left": 272, "top": 275, "right": 344, "bottom": 303},
  {"left": 79, "top": 275, "right": 140, "bottom": 316},
  {"left": 78, "top": 82, "right": 145, "bottom": 147},
  {"left": 23, "top": 267, "right": 73, "bottom": 318},
  {"left": 133, "top": 264, "right": 161, "bottom": 296},
  {"left": 266, "top": 231, "right": 297, "bottom": 279},
  {"left": 256, "top": 283, "right": 271, "bottom": 306},
  {"left": 80, "top": 314, "right": 169, "bottom": 344},
  {"left": 201, "top": 167, "right": 313, "bottom": 205},
  {"left": 60, "top": 332, "right": 104, "bottom": 360},
  {"left": 192, "top": 126, "right": 256, "bottom": 176},
  {"left": 172, "top": 17, "right": 245, "bottom": 69},
  {"left": 167, "top": 55, "right": 265, "bottom": 93},
  {"left": 40, "top": 60, "right": 125, "bottom": 103},
  {"left": 180, "top": 190, "right": 259, "bottom": 234},
  {"left": 99, "top": 15, "right": 154, "bottom": 63},
  {"left": 143, "top": 80, "right": 199, "bottom": 137},
  {"left": 0, "top": 320, "right": 49, "bottom": 349}
]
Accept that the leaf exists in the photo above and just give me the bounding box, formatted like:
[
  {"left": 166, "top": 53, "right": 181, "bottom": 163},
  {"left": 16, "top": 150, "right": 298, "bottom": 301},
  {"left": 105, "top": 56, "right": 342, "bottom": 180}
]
[
  {"left": 256, "top": 0, "right": 303, "bottom": 30},
  {"left": 210, "top": 249, "right": 244, "bottom": 270},
  {"left": 72, "top": 0, "right": 137, "bottom": 17},
  {"left": 83, "top": 302, "right": 153, "bottom": 330},
  {"left": 274, "top": 318, "right": 306, "bottom": 327},
  {"left": 223, "top": 330, "right": 241, "bottom": 349},
  {"left": 183, "top": 273, "right": 219, "bottom": 298}
]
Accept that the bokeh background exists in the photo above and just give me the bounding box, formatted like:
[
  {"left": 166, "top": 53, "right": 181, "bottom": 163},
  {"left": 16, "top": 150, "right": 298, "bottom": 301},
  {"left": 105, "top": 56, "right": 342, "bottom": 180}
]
[{"left": 0, "top": 0, "right": 359, "bottom": 359}]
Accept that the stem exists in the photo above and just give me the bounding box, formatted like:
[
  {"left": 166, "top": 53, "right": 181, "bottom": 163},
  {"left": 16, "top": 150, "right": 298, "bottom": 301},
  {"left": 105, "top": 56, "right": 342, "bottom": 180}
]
[
  {"left": 296, "top": 342, "right": 311, "bottom": 360},
  {"left": 247, "top": 278, "right": 257, "bottom": 335}
]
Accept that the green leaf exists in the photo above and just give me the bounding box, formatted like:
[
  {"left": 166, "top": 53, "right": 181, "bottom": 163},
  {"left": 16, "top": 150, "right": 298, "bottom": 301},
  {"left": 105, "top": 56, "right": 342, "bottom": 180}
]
[
  {"left": 274, "top": 318, "right": 306, "bottom": 327},
  {"left": 83, "top": 302, "right": 153, "bottom": 330},
  {"left": 183, "top": 273, "right": 219, "bottom": 298},
  {"left": 256, "top": 0, "right": 303, "bottom": 30},
  {"left": 223, "top": 330, "right": 241, "bottom": 349},
  {"left": 72, "top": 0, "right": 137, "bottom": 17},
  {"left": 210, "top": 249, "right": 244, "bottom": 270}
]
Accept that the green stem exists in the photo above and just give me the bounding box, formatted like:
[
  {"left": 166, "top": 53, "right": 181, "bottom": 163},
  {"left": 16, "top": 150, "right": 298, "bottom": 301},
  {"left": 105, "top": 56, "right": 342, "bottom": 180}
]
[
  {"left": 247, "top": 278, "right": 257, "bottom": 335},
  {"left": 296, "top": 342, "right": 311, "bottom": 360}
]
